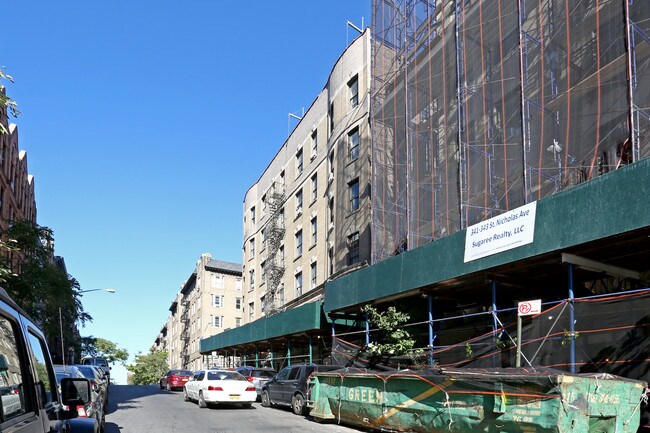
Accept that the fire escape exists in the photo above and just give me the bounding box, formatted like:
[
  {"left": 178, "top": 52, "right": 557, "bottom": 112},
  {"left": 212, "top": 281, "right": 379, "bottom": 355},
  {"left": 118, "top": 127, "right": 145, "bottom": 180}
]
[
  {"left": 180, "top": 296, "right": 190, "bottom": 367},
  {"left": 263, "top": 182, "right": 286, "bottom": 315}
]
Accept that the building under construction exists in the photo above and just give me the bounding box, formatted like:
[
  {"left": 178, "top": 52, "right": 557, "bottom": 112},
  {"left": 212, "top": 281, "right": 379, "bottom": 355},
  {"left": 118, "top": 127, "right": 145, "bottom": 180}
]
[
  {"left": 202, "top": 1, "right": 650, "bottom": 427},
  {"left": 371, "top": 0, "right": 648, "bottom": 260}
]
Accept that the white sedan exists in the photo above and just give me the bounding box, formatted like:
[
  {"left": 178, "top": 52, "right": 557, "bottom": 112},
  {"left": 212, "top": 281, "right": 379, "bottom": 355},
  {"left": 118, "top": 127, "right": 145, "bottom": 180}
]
[{"left": 183, "top": 370, "right": 257, "bottom": 408}]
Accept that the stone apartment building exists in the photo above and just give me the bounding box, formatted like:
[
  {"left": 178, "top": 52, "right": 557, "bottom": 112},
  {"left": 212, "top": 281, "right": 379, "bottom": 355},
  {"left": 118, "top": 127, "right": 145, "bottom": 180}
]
[
  {"left": 160, "top": 253, "right": 243, "bottom": 370},
  {"left": 0, "top": 98, "right": 36, "bottom": 233},
  {"left": 242, "top": 29, "right": 371, "bottom": 322}
]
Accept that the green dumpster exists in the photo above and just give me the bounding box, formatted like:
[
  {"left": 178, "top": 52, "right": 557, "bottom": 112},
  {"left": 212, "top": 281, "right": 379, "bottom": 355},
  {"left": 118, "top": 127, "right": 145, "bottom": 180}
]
[{"left": 307, "top": 367, "right": 647, "bottom": 432}]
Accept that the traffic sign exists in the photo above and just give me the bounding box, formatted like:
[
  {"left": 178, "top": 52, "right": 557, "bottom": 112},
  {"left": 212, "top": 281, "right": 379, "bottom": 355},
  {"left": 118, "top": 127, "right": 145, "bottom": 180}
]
[{"left": 518, "top": 299, "right": 542, "bottom": 316}]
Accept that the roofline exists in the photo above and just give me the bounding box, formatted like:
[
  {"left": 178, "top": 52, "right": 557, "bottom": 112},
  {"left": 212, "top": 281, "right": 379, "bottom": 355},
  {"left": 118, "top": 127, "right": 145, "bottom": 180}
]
[{"left": 243, "top": 28, "right": 371, "bottom": 199}]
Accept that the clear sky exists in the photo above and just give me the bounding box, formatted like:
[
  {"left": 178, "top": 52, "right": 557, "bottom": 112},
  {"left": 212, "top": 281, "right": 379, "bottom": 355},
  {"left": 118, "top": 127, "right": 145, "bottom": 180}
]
[{"left": 4, "top": 1, "right": 370, "bottom": 384}]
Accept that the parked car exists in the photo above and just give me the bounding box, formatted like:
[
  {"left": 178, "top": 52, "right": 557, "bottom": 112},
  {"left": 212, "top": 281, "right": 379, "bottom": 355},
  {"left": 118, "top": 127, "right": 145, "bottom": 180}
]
[
  {"left": 76, "top": 364, "right": 109, "bottom": 410},
  {"left": 81, "top": 356, "right": 111, "bottom": 382},
  {"left": 183, "top": 369, "right": 256, "bottom": 409},
  {"left": 160, "top": 369, "right": 193, "bottom": 391},
  {"left": 0, "top": 288, "right": 95, "bottom": 433},
  {"left": 235, "top": 366, "right": 275, "bottom": 399},
  {"left": 55, "top": 365, "right": 105, "bottom": 432},
  {"left": 261, "top": 364, "right": 340, "bottom": 415}
]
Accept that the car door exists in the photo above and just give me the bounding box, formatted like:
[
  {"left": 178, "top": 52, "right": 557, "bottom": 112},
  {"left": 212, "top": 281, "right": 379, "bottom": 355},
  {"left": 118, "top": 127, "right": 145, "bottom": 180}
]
[
  {"left": 268, "top": 367, "right": 290, "bottom": 402},
  {"left": 281, "top": 367, "right": 301, "bottom": 403},
  {"left": 189, "top": 371, "right": 204, "bottom": 399}
]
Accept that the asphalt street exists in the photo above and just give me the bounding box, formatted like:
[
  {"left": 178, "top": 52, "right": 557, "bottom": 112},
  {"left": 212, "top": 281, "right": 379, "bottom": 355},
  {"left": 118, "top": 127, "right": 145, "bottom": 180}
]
[{"left": 103, "top": 385, "right": 366, "bottom": 433}]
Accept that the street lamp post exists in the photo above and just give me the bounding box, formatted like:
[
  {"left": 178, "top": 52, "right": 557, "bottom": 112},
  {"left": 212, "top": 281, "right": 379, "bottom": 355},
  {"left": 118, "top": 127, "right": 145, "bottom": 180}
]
[
  {"left": 76, "top": 288, "right": 117, "bottom": 294},
  {"left": 61, "top": 288, "right": 116, "bottom": 364}
]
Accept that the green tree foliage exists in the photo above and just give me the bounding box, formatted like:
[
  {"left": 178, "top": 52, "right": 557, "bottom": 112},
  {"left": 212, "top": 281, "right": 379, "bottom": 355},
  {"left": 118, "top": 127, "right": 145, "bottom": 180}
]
[
  {"left": 0, "top": 66, "right": 20, "bottom": 135},
  {"left": 362, "top": 304, "right": 418, "bottom": 359},
  {"left": 82, "top": 337, "right": 129, "bottom": 365},
  {"left": 0, "top": 221, "right": 90, "bottom": 357},
  {"left": 127, "top": 351, "right": 168, "bottom": 385}
]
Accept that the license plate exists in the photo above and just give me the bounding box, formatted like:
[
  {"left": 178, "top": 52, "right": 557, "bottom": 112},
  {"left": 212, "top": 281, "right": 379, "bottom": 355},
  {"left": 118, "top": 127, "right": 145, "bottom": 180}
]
[{"left": 229, "top": 395, "right": 240, "bottom": 400}]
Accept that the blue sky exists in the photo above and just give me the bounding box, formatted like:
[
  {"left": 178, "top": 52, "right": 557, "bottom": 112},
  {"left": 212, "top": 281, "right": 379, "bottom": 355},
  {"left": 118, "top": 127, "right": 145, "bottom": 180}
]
[{"left": 4, "top": 1, "right": 370, "bottom": 383}]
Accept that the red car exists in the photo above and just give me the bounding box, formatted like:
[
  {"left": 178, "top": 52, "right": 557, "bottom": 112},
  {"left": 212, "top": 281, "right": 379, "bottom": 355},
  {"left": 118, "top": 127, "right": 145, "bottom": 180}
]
[{"left": 160, "top": 369, "right": 193, "bottom": 391}]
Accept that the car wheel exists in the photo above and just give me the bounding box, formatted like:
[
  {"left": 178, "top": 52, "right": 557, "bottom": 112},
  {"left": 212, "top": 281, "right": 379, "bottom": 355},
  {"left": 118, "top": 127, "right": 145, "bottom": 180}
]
[
  {"left": 292, "top": 393, "right": 305, "bottom": 416},
  {"left": 159, "top": 381, "right": 163, "bottom": 390},
  {"left": 261, "top": 390, "right": 271, "bottom": 407},
  {"left": 198, "top": 391, "right": 208, "bottom": 408},
  {"left": 183, "top": 388, "right": 190, "bottom": 402}
]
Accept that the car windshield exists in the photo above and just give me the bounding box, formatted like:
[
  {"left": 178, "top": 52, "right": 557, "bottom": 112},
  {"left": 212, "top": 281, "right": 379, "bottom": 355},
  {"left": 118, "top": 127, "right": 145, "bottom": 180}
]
[
  {"left": 171, "top": 370, "right": 192, "bottom": 376},
  {"left": 206, "top": 371, "right": 245, "bottom": 381},
  {"left": 250, "top": 370, "right": 274, "bottom": 378},
  {"left": 76, "top": 365, "right": 98, "bottom": 380},
  {"left": 55, "top": 373, "right": 71, "bottom": 383}
]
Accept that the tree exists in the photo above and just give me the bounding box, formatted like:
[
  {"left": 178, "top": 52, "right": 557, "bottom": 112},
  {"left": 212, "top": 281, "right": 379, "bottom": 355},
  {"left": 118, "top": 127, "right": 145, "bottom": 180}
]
[
  {"left": 0, "top": 221, "right": 91, "bottom": 361},
  {"left": 362, "top": 304, "right": 421, "bottom": 367},
  {"left": 81, "top": 337, "right": 129, "bottom": 365},
  {"left": 127, "top": 351, "right": 168, "bottom": 385},
  {"left": 0, "top": 66, "right": 20, "bottom": 135}
]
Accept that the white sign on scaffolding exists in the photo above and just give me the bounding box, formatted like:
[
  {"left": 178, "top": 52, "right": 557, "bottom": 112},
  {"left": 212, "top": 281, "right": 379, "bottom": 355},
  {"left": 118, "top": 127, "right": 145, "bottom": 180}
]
[{"left": 464, "top": 202, "right": 537, "bottom": 263}]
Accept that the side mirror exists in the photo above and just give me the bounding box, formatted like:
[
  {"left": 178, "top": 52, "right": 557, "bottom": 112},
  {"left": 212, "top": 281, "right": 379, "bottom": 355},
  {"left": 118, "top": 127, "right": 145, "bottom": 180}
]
[{"left": 61, "top": 378, "right": 91, "bottom": 407}]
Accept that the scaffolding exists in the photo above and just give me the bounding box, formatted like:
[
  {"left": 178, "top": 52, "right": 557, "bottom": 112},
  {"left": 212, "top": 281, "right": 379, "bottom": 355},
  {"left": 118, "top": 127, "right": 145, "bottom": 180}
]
[
  {"left": 262, "top": 182, "right": 286, "bottom": 315},
  {"left": 371, "top": 0, "right": 650, "bottom": 263}
]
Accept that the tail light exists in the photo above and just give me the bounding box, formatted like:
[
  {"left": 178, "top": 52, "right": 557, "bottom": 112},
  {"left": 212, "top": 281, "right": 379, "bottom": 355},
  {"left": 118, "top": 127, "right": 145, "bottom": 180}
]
[
  {"left": 246, "top": 376, "right": 254, "bottom": 382},
  {"left": 76, "top": 405, "right": 87, "bottom": 417},
  {"left": 207, "top": 386, "right": 223, "bottom": 391},
  {"left": 245, "top": 386, "right": 256, "bottom": 392}
]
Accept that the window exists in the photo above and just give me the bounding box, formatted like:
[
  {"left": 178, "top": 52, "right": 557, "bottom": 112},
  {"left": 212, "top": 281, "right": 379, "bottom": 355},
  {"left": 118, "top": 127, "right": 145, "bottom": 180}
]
[
  {"left": 261, "top": 260, "right": 266, "bottom": 278},
  {"left": 213, "top": 316, "right": 223, "bottom": 328},
  {"left": 261, "top": 229, "right": 267, "bottom": 251},
  {"left": 278, "top": 284, "right": 285, "bottom": 304},
  {"left": 27, "top": 331, "right": 57, "bottom": 406},
  {"left": 212, "top": 294, "right": 224, "bottom": 308},
  {"left": 235, "top": 297, "right": 242, "bottom": 310},
  {"left": 235, "top": 318, "right": 242, "bottom": 327},
  {"left": 329, "top": 198, "right": 335, "bottom": 225},
  {"left": 329, "top": 151, "right": 334, "bottom": 177},
  {"left": 249, "top": 269, "right": 255, "bottom": 290},
  {"left": 250, "top": 206, "right": 256, "bottom": 225},
  {"left": 311, "top": 262, "right": 317, "bottom": 289},
  {"left": 349, "top": 127, "right": 360, "bottom": 160},
  {"left": 296, "top": 148, "right": 304, "bottom": 176},
  {"left": 328, "top": 247, "right": 334, "bottom": 276},
  {"left": 248, "top": 302, "right": 255, "bottom": 321},
  {"left": 211, "top": 274, "right": 224, "bottom": 288},
  {"left": 349, "top": 179, "right": 360, "bottom": 211},
  {"left": 295, "top": 230, "right": 303, "bottom": 256},
  {"left": 235, "top": 277, "right": 242, "bottom": 291},
  {"left": 311, "top": 217, "right": 317, "bottom": 245},
  {"left": 349, "top": 74, "right": 359, "bottom": 108},
  {"left": 276, "top": 367, "right": 291, "bottom": 381},
  {"left": 0, "top": 316, "right": 26, "bottom": 419},
  {"left": 249, "top": 238, "right": 255, "bottom": 259},
  {"left": 329, "top": 102, "right": 335, "bottom": 134},
  {"left": 295, "top": 272, "right": 303, "bottom": 296},
  {"left": 311, "top": 175, "right": 318, "bottom": 202},
  {"left": 348, "top": 232, "right": 360, "bottom": 265},
  {"left": 261, "top": 194, "right": 267, "bottom": 217},
  {"left": 311, "top": 130, "right": 318, "bottom": 158},
  {"left": 295, "top": 189, "right": 303, "bottom": 214}
]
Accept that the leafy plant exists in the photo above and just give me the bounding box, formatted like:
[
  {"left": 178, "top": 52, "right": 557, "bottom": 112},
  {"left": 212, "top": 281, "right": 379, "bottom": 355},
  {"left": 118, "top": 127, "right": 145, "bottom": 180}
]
[
  {"left": 465, "top": 342, "right": 473, "bottom": 358},
  {"left": 362, "top": 305, "right": 421, "bottom": 367},
  {"left": 82, "top": 337, "right": 129, "bottom": 366},
  {"left": 0, "top": 66, "right": 20, "bottom": 135},
  {"left": 561, "top": 329, "right": 579, "bottom": 346}
]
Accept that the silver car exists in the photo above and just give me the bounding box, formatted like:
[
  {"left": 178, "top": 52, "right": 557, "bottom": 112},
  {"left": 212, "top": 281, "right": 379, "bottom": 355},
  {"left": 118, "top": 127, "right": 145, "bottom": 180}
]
[{"left": 235, "top": 367, "right": 275, "bottom": 399}]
